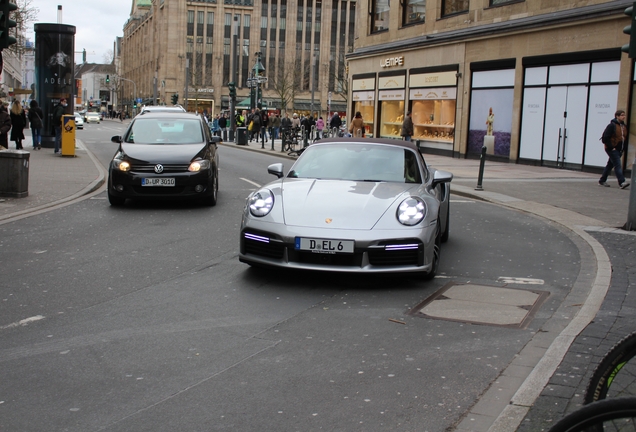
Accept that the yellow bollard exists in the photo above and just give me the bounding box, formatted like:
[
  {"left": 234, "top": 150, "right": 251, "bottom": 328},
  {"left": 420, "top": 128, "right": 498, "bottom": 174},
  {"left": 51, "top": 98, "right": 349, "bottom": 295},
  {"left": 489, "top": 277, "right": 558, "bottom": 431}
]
[{"left": 61, "top": 114, "right": 76, "bottom": 157}]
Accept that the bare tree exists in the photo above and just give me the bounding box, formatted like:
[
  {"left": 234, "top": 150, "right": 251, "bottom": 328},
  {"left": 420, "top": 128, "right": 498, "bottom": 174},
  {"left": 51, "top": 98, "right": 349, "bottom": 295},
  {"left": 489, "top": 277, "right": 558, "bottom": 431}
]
[
  {"left": 11, "top": 0, "right": 38, "bottom": 55},
  {"left": 328, "top": 52, "right": 349, "bottom": 107},
  {"left": 102, "top": 49, "right": 114, "bottom": 64},
  {"left": 270, "top": 60, "right": 302, "bottom": 114}
]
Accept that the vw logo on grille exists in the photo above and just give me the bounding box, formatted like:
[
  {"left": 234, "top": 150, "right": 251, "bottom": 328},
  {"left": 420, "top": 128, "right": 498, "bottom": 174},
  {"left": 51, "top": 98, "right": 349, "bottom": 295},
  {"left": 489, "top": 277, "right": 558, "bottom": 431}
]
[{"left": 154, "top": 164, "right": 164, "bottom": 173}]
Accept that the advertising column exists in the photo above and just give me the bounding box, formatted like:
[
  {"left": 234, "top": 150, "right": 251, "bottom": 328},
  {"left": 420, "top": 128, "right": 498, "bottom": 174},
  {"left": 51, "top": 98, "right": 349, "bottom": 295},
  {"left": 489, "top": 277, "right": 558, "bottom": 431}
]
[{"left": 34, "top": 23, "right": 76, "bottom": 148}]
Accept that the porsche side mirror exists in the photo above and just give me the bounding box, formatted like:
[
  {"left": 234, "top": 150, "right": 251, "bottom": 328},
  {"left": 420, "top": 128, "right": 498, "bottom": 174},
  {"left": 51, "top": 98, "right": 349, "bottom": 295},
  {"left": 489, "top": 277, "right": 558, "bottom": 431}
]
[
  {"left": 111, "top": 135, "right": 122, "bottom": 143},
  {"left": 268, "top": 163, "right": 284, "bottom": 178},
  {"left": 432, "top": 170, "right": 453, "bottom": 187}
]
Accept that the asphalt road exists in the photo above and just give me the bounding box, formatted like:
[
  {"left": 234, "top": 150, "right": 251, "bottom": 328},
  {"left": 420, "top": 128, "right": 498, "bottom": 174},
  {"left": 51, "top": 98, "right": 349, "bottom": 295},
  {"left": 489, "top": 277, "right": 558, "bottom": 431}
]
[{"left": 0, "top": 124, "right": 583, "bottom": 431}]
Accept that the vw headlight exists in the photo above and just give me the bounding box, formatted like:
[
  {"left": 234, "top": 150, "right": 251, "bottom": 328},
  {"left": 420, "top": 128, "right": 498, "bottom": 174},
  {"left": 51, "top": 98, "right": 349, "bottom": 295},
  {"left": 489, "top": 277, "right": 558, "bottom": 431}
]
[
  {"left": 113, "top": 159, "right": 131, "bottom": 172},
  {"left": 189, "top": 159, "right": 211, "bottom": 172},
  {"left": 249, "top": 189, "right": 274, "bottom": 217},
  {"left": 397, "top": 197, "right": 426, "bottom": 226}
]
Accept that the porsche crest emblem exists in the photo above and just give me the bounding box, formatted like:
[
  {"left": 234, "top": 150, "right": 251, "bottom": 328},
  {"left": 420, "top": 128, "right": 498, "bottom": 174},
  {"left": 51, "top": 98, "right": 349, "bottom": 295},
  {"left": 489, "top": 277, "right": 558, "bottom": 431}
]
[{"left": 325, "top": 218, "right": 332, "bottom": 224}]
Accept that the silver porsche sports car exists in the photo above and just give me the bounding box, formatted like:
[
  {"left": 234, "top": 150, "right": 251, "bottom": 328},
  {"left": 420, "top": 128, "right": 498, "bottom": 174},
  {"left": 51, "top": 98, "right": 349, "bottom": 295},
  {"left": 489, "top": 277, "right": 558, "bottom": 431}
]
[{"left": 239, "top": 138, "right": 453, "bottom": 279}]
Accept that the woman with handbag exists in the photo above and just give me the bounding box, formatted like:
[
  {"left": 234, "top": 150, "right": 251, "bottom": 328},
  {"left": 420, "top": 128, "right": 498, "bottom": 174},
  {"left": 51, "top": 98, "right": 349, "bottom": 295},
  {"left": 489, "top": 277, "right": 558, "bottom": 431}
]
[
  {"left": 28, "top": 100, "right": 43, "bottom": 150},
  {"left": 9, "top": 100, "right": 26, "bottom": 150}
]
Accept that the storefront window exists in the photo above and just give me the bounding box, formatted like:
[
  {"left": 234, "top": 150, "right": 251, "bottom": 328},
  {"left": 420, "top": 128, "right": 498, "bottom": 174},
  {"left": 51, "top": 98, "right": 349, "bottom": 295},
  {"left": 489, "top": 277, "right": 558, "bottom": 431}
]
[
  {"left": 442, "top": 0, "right": 468, "bottom": 17},
  {"left": 403, "top": 0, "right": 425, "bottom": 26},
  {"left": 411, "top": 97, "right": 456, "bottom": 143},
  {"left": 371, "top": 0, "right": 390, "bottom": 33},
  {"left": 379, "top": 91, "right": 405, "bottom": 138},
  {"left": 353, "top": 100, "right": 375, "bottom": 137}
]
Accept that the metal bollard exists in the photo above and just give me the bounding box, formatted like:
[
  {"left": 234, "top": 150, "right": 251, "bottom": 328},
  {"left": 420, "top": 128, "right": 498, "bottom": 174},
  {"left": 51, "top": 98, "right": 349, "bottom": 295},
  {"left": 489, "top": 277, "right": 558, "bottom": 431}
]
[
  {"left": 475, "top": 145, "right": 487, "bottom": 191},
  {"left": 281, "top": 127, "right": 286, "bottom": 152},
  {"left": 625, "top": 157, "right": 636, "bottom": 230}
]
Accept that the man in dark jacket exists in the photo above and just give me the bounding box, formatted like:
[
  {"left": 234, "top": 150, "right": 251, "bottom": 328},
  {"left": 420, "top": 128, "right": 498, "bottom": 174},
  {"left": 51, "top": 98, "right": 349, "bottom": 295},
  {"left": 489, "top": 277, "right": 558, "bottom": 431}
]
[
  {"left": 599, "top": 109, "right": 630, "bottom": 189},
  {"left": 400, "top": 111, "right": 414, "bottom": 142},
  {"left": 218, "top": 114, "right": 227, "bottom": 140},
  {"left": 52, "top": 98, "right": 67, "bottom": 154},
  {"left": 330, "top": 113, "right": 342, "bottom": 133}
]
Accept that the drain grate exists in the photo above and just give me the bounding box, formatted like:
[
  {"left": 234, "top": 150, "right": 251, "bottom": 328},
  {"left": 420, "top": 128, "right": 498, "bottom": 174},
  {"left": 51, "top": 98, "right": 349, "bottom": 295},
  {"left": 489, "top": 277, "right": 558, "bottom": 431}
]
[{"left": 409, "top": 282, "right": 549, "bottom": 328}]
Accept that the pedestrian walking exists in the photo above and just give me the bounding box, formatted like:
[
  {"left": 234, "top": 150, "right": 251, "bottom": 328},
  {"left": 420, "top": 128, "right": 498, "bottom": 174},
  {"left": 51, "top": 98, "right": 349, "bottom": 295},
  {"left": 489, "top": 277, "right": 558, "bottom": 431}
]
[
  {"left": 291, "top": 113, "right": 301, "bottom": 130},
  {"left": 271, "top": 113, "right": 281, "bottom": 140},
  {"left": 27, "top": 100, "right": 43, "bottom": 150},
  {"left": 261, "top": 109, "right": 269, "bottom": 142},
  {"left": 9, "top": 100, "right": 26, "bottom": 150},
  {"left": 52, "top": 98, "right": 67, "bottom": 154},
  {"left": 599, "top": 109, "right": 630, "bottom": 189},
  {"left": 349, "top": 111, "right": 365, "bottom": 137},
  {"left": 330, "top": 112, "right": 342, "bottom": 136},
  {"left": 316, "top": 116, "right": 325, "bottom": 139},
  {"left": 211, "top": 114, "right": 220, "bottom": 136},
  {"left": 218, "top": 113, "right": 227, "bottom": 140},
  {"left": 401, "top": 110, "right": 414, "bottom": 142},
  {"left": 0, "top": 102, "right": 11, "bottom": 150}
]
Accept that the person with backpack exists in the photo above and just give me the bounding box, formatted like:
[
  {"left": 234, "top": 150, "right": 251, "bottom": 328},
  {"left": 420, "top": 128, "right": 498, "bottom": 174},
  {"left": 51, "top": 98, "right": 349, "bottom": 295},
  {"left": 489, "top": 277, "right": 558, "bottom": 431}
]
[
  {"left": 599, "top": 109, "right": 630, "bottom": 189},
  {"left": 28, "top": 100, "right": 44, "bottom": 150}
]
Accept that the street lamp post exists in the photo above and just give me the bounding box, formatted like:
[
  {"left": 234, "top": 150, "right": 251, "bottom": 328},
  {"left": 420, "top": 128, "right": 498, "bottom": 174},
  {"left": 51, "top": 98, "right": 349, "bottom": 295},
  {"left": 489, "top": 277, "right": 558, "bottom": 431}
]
[
  {"left": 251, "top": 52, "right": 266, "bottom": 148},
  {"left": 230, "top": 15, "right": 239, "bottom": 139},
  {"left": 119, "top": 76, "right": 137, "bottom": 116}
]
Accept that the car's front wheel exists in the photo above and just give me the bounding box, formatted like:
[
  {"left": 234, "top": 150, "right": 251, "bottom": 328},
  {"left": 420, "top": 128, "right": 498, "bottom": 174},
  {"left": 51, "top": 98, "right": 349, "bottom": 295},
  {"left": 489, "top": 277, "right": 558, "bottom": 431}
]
[
  {"left": 423, "top": 219, "right": 441, "bottom": 281},
  {"left": 201, "top": 170, "right": 218, "bottom": 207}
]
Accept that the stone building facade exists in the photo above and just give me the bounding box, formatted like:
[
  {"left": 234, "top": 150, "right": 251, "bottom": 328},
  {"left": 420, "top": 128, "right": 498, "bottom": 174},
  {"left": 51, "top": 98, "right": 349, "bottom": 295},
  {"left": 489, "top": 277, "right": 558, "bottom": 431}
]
[
  {"left": 120, "top": 0, "right": 355, "bottom": 117},
  {"left": 347, "top": 0, "right": 635, "bottom": 172}
]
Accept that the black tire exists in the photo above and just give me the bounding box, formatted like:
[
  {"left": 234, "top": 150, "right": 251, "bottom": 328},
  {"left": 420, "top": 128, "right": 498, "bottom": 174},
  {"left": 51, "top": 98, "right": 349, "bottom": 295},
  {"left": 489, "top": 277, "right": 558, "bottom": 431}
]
[
  {"left": 547, "top": 397, "right": 636, "bottom": 432},
  {"left": 202, "top": 170, "right": 218, "bottom": 207},
  {"left": 423, "top": 219, "right": 441, "bottom": 281},
  {"left": 441, "top": 200, "right": 450, "bottom": 243},
  {"left": 585, "top": 331, "right": 636, "bottom": 403},
  {"left": 108, "top": 191, "right": 125, "bottom": 206}
]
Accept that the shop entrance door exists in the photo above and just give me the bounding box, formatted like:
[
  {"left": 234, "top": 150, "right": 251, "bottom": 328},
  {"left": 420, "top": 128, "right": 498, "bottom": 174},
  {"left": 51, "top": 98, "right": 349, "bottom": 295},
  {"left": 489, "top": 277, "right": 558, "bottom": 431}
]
[{"left": 542, "top": 85, "right": 587, "bottom": 168}]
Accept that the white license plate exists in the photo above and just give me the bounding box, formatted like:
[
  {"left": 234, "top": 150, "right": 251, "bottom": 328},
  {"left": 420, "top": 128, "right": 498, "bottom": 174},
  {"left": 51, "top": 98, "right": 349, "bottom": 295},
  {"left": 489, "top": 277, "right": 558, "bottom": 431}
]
[
  {"left": 295, "top": 237, "right": 354, "bottom": 254},
  {"left": 142, "top": 178, "right": 175, "bottom": 187}
]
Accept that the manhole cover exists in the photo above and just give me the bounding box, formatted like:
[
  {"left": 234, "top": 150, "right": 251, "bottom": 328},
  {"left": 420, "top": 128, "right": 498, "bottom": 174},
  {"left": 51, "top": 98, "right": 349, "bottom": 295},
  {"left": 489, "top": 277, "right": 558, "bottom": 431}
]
[{"left": 409, "top": 282, "right": 549, "bottom": 328}]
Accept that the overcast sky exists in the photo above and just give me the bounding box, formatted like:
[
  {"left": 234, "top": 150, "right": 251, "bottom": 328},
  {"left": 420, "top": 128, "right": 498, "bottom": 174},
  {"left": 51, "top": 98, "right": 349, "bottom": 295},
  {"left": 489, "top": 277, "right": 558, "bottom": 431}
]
[{"left": 27, "top": 0, "right": 132, "bottom": 64}]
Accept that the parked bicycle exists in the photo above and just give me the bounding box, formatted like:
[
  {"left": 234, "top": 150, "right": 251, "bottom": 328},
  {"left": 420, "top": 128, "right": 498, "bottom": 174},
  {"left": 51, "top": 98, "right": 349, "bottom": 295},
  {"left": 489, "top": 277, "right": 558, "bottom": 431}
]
[
  {"left": 585, "top": 330, "right": 636, "bottom": 403},
  {"left": 281, "top": 127, "right": 300, "bottom": 152},
  {"left": 547, "top": 330, "right": 636, "bottom": 431},
  {"left": 547, "top": 396, "right": 636, "bottom": 431}
]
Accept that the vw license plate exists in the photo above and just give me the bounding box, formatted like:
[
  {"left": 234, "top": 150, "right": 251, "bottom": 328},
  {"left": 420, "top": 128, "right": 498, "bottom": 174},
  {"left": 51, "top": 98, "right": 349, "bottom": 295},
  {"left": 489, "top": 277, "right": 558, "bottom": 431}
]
[
  {"left": 295, "top": 237, "right": 354, "bottom": 254},
  {"left": 142, "top": 178, "right": 175, "bottom": 187}
]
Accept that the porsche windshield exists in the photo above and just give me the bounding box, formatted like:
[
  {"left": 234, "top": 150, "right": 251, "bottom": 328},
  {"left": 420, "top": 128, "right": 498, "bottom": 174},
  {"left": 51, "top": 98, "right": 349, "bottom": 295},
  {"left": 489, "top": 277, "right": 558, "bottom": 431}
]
[
  {"left": 124, "top": 119, "right": 203, "bottom": 144},
  {"left": 287, "top": 143, "right": 422, "bottom": 183}
]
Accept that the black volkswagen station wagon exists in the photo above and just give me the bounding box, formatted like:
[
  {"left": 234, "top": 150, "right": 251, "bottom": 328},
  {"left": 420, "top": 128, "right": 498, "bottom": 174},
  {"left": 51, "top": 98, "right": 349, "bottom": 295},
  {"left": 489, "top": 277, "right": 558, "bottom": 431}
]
[{"left": 108, "top": 111, "right": 219, "bottom": 206}]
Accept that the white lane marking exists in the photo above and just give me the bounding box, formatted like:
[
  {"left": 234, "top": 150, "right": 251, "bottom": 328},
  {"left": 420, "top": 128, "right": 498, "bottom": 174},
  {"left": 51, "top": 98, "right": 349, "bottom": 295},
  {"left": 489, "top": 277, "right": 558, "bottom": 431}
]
[
  {"left": 498, "top": 277, "right": 544, "bottom": 285},
  {"left": 450, "top": 199, "right": 474, "bottom": 203},
  {"left": 241, "top": 178, "right": 262, "bottom": 188},
  {"left": 0, "top": 315, "right": 45, "bottom": 330}
]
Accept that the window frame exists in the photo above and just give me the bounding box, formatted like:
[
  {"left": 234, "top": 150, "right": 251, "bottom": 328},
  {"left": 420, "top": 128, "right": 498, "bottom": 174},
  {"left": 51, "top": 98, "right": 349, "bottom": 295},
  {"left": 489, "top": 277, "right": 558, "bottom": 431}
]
[
  {"left": 401, "top": 0, "right": 425, "bottom": 27},
  {"left": 369, "top": 0, "right": 390, "bottom": 34}
]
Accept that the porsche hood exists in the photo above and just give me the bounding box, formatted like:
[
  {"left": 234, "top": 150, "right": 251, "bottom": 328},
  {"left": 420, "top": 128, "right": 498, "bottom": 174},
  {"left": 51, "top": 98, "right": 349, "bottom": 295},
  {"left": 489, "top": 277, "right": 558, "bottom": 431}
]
[{"left": 280, "top": 179, "right": 417, "bottom": 229}]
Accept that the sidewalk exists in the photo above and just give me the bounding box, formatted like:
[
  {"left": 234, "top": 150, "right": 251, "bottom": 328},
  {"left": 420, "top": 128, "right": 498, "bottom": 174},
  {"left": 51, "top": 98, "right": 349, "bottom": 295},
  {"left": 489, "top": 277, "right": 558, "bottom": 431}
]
[{"left": 1, "top": 131, "right": 634, "bottom": 431}]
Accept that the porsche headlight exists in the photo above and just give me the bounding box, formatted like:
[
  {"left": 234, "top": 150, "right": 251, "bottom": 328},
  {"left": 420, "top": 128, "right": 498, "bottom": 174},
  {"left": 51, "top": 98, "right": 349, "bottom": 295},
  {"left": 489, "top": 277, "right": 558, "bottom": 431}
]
[
  {"left": 113, "top": 159, "right": 131, "bottom": 172},
  {"left": 249, "top": 189, "right": 274, "bottom": 217},
  {"left": 397, "top": 197, "right": 426, "bottom": 226},
  {"left": 189, "top": 159, "right": 211, "bottom": 172}
]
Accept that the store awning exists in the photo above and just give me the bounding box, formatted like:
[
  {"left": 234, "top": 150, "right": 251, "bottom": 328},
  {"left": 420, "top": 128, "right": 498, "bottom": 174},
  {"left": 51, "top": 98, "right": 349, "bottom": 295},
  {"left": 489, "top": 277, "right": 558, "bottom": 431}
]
[{"left": 235, "top": 97, "right": 252, "bottom": 108}]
